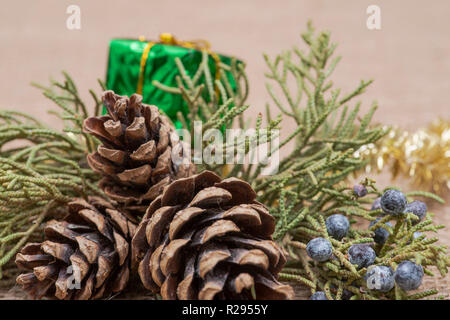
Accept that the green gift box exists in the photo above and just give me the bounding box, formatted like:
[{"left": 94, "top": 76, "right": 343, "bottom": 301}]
[{"left": 105, "top": 34, "right": 240, "bottom": 129}]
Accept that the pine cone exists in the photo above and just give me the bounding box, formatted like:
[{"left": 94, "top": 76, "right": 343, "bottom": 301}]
[
  {"left": 132, "top": 171, "right": 293, "bottom": 300},
  {"left": 15, "top": 197, "right": 136, "bottom": 300},
  {"left": 83, "top": 91, "right": 195, "bottom": 217}
]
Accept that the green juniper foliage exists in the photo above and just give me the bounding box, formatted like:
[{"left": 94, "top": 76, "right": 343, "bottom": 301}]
[
  {"left": 155, "top": 22, "right": 449, "bottom": 299},
  {"left": 0, "top": 72, "right": 103, "bottom": 282}
]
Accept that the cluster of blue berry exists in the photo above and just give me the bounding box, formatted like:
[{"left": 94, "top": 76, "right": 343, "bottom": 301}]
[{"left": 307, "top": 188, "right": 428, "bottom": 300}]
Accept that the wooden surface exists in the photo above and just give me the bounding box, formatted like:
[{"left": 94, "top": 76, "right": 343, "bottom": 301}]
[{"left": 0, "top": 0, "right": 449, "bottom": 299}]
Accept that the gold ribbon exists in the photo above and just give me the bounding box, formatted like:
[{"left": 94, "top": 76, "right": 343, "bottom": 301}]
[{"left": 136, "top": 33, "right": 222, "bottom": 95}]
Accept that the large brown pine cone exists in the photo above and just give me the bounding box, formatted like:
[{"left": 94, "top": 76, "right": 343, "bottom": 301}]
[
  {"left": 132, "top": 171, "right": 293, "bottom": 300},
  {"left": 83, "top": 91, "right": 196, "bottom": 217},
  {"left": 15, "top": 197, "right": 136, "bottom": 300}
]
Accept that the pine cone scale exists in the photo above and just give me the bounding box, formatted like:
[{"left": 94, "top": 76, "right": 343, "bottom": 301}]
[
  {"left": 113, "top": 231, "right": 129, "bottom": 265},
  {"left": 84, "top": 117, "right": 123, "bottom": 148},
  {"left": 70, "top": 251, "right": 89, "bottom": 281},
  {"left": 159, "top": 238, "right": 191, "bottom": 276},
  {"left": 198, "top": 272, "right": 227, "bottom": 300},
  {"left": 197, "top": 246, "right": 231, "bottom": 278},
  {"left": 137, "top": 251, "right": 159, "bottom": 291},
  {"left": 41, "top": 241, "right": 73, "bottom": 263},
  {"left": 116, "top": 165, "right": 152, "bottom": 185},
  {"left": 15, "top": 253, "right": 53, "bottom": 270},
  {"left": 97, "top": 146, "right": 127, "bottom": 164},
  {"left": 230, "top": 273, "right": 254, "bottom": 294},
  {"left": 129, "top": 140, "right": 156, "bottom": 162},
  {"left": 146, "top": 206, "right": 179, "bottom": 247},
  {"left": 169, "top": 207, "right": 205, "bottom": 240},
  {"left": 44, "top": 220, "right": 79, "bottom": 241},
  {"left": 34, "top": 264, "right": 58, "bottom": 281},
  {"left": 176, "top": 256, "right": 196, "bottom": 299},
  {"left": 150, "top": 240, "right": 168, "bottom": 287}
]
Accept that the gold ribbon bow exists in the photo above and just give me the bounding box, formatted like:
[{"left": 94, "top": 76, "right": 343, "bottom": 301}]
[{"left": 137, "top": 33, "right": 222, "bottom": 95}]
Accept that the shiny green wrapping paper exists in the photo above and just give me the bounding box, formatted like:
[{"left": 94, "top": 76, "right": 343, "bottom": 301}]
[{"left": 105, "top": 38, "right": 239, "bottom": 128}]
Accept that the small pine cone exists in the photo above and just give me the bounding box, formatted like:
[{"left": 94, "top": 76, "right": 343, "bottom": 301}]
[
  {"left": 132, "top": 171, "right": 293, "bottom": 300},
  {"left": 15, "top": 197, "right": 136, "bottom": 300},
  {"left": 83, "top": 91, "right": 196, "bottom": 217}
]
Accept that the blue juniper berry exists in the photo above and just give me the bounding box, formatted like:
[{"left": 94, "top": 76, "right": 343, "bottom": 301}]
[
  {"left": 353, "top": 184, "right": 368, "bottom": 197},
  {"left": 306, "top": 237, "right": 333, "bottom": 262},
  {"left": 369, "top": 218, "right": 392, "bottom": 245},
  {"left": 326, "top": 214, "right": 350, "bottom": 240},
  {"left": 341, "top": 288, "right": 354, "bottom": 300},
  {"left": 371, "top": 197, "right": 382, "bottom": 211},
  {"left": 365, "top": 265, "right": 395, "bottom": 292},
  {"left": 348, "top": 244, "right": 376, "bottom": 269},
  {"left": 380, "top": 189, "right": 407, "bottom": 215},
  {"left": 394, "top": 261, "right": 424, "bottom": 291},
  {"left": 310, "top": 291, "right": 328, "bottom": 300},
  {"left": 404, "top": 200, "right": 427, "bottom": 224}
]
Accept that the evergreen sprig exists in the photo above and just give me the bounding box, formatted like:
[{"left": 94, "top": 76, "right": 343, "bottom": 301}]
[
  {"left": 0, "top": 72, "right": 103, "bottom": 281},
  {"left": 277, "top": 183, "right": 449, "bottom": 300},
  {"left": 155, "top": 22, "right": 448, "bottom": 299},
  {"left": 254, "top": 21, "right": 387, "bottom": 206}
]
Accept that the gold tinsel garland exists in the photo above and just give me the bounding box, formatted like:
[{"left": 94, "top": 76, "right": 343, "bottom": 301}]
[{"left": 355, "top": 118, "right": 450, "bottom": 195}]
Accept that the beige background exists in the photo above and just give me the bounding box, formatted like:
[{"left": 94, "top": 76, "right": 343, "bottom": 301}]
[
  {"left": 1, "top": 0, "right": 449, "bottom": 126},
  {"left": 0, "top": 0, "right": 449, "bottom": 298}
]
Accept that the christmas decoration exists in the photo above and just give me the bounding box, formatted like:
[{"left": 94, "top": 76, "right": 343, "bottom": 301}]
[
  {"left": 131, "top": 171, "right": 293, "bottom": 300},
  {"left": 83, "top": 91, "right": 196, "bottom": 217},
  {"left": 356, "top": 119, "right": 450, "bottom": 196},
  {"left": 15, "top": 197, "right": 136, "bottom": 300},
  {"left": 106, "top": 34, "right": 241, "bottom": 128}
]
